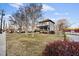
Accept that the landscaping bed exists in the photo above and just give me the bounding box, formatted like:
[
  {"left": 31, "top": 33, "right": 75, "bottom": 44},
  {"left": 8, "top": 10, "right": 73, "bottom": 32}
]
[{"left": 42, "top": 40, "right": 79, "bottom": 56}]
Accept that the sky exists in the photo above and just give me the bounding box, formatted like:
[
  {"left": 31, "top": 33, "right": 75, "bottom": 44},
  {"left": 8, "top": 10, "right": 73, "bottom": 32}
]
[{"left": 0, "top": 3, "right": 79, "bottom": 28}]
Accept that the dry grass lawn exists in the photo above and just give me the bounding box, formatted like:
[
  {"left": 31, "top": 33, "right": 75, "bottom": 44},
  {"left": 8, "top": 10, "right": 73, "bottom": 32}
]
[{"left": 6, "top": 33, "right": 64, "bottom": 56}]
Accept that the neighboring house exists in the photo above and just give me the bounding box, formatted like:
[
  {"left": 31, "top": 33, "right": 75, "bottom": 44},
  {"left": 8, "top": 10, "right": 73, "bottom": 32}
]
[
  {"left": 37, "top": 19, "right": 55, "bottom": 34},
  {"left": 64, "top": 28, "right": 79, "bottom": 33},
  {"left": 64, "top": 23, "right": 79, "bottom": 33}
]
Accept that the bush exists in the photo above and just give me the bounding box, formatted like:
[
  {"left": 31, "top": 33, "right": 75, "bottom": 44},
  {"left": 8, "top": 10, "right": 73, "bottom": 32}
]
[
  {"left": 9, "top": 29, "right": 14, "bottom": 33},
  {"left": 42, "top": 40, "right": 79, "bottom": 56},
  {"left": 21, "top": 31, "right": 25, "bottom": 33},
  {"left": 49, "top": 31, "right": 55, "bottom": 34}
]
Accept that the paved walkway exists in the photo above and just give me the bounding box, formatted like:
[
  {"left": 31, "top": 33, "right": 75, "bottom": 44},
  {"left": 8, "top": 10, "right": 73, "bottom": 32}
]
[{"left": 0, "top": 32, "right": 6, "bottom": 56}]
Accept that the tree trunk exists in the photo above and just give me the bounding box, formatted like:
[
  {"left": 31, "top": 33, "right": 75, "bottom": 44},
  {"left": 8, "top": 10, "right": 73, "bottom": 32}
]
[
  {"left": 62, "top": 29, "right": 66, "bottom": 41},
  {"left": 32, "top": 19, "right": 35, "bottom": 37}
]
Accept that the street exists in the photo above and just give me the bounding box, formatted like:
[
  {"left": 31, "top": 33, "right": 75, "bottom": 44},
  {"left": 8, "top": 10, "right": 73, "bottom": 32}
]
[
  {"left": 66, "top": 32, "right": 79, "bottom": 42},
  {"left": 0, "top": 32, "right": 6, "bottom": 56}
]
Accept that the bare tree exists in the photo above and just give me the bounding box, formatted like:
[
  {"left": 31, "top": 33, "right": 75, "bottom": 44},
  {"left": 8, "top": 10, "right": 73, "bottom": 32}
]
[
  {"left": 56, "top": 18, "right": 69, "bottom": 40},
  {"left": 25, "top": 3, "right": 42, "bottom": 37},
  {"left": 10, "top": 9, "right": 25, "bottom": 32},
  {"left": 9, "top": 3, "right": 42, "bottom": 34}
]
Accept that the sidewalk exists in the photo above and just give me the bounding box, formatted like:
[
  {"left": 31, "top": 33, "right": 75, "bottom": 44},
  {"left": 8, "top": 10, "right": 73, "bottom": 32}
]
[
  {"left": 0, "top": 32, "right": 6, "bottom": 56},
  {"left": 65, "top": 32, "right": 79, "bottom": 36}
]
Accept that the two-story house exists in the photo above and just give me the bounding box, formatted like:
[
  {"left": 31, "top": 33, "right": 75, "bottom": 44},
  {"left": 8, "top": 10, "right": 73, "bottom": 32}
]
[{"left": 37, "top": 19, "right": 55, "bottom": 34}]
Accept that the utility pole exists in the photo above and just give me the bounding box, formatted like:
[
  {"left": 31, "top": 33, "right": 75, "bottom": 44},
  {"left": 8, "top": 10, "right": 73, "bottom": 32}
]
[
  {"left": 0, "top": 10, "right": 5, "bottom": 33},
  {"left": 3, "top": 20, "right": 5, "bottom": 31}
]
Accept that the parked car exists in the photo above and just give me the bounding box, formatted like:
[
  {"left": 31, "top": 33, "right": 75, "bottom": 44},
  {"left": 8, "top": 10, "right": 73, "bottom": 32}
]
[{"left": 16, "top": 30, "right": 25, "bottom": 33}]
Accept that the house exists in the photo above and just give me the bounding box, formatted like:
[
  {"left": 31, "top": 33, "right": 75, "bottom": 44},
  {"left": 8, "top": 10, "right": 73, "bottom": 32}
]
[
  {"left": 37, "top": 19, "right": 55, "bottom": 34},
  {"left": 64, "top": 23, "right": 79, "bottom": 33}
]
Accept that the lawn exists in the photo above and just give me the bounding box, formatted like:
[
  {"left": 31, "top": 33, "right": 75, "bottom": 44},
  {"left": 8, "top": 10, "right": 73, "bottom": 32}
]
[{"left": 6, "top": 33, "right": 64, "bottom": 56}]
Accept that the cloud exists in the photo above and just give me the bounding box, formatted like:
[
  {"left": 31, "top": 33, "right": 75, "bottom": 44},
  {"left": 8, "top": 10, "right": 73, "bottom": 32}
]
[
  {"left": 4, "top": 14, "right": 11, "bottom": 19},
  {"left": 4, "top": 14, "right": 16, "bottom": 21},
  {"left": 70, "top": 23, "right": 79, "bottom": 28},
  {"left": 54, "top": 12, "right": 60, "bottom": 15},
  {"left": 3, "top": 14, "right": 11, "bottom": 25},
  {"left": 4, "top": 14, "right": 11, "bottom": 22},
  {"left": 9, "top": 4, "right": 56, "bottom": 11},
  {"left": 65, "top": 12, "right": 69, "bottom": 15},
  {"left": 9, "top": 3, "right": 23, "bottom": 9},
  {"left": 42, "top": 4, "right": 55, "bottom": 11},
  {"left": 54, "top": 12, "right": 69, "bottom": 16}
]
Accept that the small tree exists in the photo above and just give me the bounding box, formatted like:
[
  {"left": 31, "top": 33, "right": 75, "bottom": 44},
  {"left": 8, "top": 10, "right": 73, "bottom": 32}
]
[{"left": 56, "top": 19, "right": 69, "bottom": 40}]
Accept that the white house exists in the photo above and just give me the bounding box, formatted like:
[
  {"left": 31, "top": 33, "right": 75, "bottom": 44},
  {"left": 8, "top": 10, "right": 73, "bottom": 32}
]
[{"left": 37, "top": 19, "right": 55, "bottom": 33}]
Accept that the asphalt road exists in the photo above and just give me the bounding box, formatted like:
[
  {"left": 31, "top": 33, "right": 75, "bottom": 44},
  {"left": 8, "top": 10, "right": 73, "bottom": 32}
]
[
  {"left": 0, "top": 32, "right": 6, "bottom": 56},
  {"left": 66, "top": 32, "right": 79, "bottom": 42}
]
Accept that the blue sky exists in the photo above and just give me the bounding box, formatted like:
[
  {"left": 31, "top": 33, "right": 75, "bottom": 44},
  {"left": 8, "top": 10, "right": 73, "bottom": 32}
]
[{"left": 0, "top": 3, "right": 79, "bottom": 28}]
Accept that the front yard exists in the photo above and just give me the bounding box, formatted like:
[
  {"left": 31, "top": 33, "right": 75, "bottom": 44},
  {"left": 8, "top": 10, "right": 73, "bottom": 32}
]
[{"left": 6, "top": 33, "right": 64, "bottom": 56}]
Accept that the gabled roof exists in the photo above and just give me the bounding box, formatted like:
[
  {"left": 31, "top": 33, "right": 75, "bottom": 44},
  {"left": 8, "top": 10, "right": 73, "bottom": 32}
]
[{"left": 39, "top": 19, "right": 55, "bottom": 24}]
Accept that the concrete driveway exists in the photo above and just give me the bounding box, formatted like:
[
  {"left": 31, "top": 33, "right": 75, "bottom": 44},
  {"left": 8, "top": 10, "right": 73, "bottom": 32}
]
[{"left": 0, "top": 32, "right": 6, "bottom": 56}]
